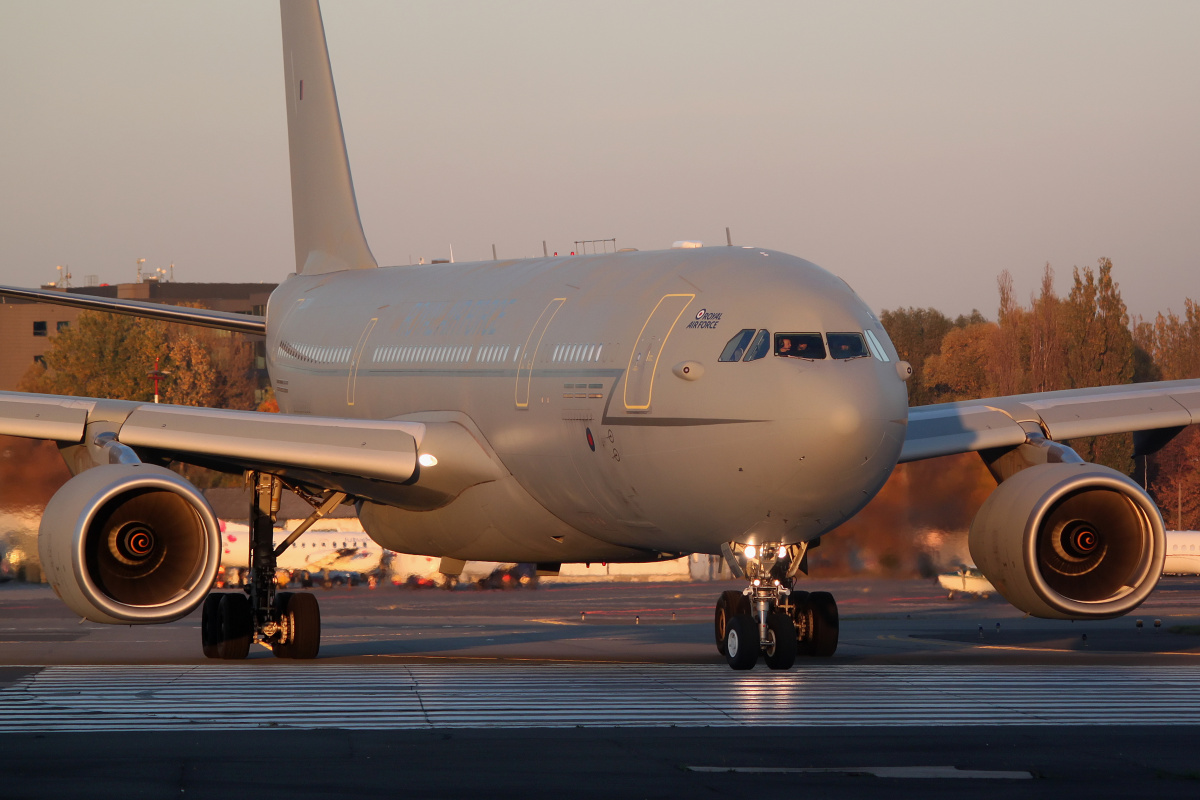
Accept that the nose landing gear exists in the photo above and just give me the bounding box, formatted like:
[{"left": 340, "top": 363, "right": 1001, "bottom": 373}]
[{"left": 714, "top": 541, "right": 839, "bottom": 670}]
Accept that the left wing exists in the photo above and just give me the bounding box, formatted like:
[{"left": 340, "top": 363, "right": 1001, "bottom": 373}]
[
  {"left": 901, "top": 379, "right": 1200, "bottom": 462},
  {"left": 0, "top": 391, "right": 420, "bottom": 484},
  {"left": 0, "top": 390, "right": 508, "bottom": 510},
  {"left": 0, "top": 285, "right": 266, "bottom": 335}
]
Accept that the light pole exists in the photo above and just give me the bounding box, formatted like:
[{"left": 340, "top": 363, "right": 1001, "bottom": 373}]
[{"left": 147, "top": 357, "right": 169, "bottom": 404}]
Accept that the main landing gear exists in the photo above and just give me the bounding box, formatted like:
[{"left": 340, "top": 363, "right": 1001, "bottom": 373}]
[
  {"left": 713, "top": 541, "right": 839, "bottom": 671},
  {"left": 202, "top": 473, "right": 343, "bottom": 660}
]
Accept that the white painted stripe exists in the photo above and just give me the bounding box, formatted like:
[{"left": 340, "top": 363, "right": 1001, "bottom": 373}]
[{"left": 2, "top": 665, "right": 1200, "bottom": 731}]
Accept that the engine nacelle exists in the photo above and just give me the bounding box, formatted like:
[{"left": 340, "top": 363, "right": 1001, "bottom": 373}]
[
  {"left": 969, "top": 462, "right": 1165, "bottom": 619},
  {"left": 38, "top": 464, "right": 220, "bottom": 624}
]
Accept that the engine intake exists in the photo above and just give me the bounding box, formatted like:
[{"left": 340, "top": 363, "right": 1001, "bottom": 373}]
[
  {"left": 39, "top": 464, "right": 220, "bottom": 624},
  {"left": 969, "top": 462, "right": 1165, "bottom": 619}
]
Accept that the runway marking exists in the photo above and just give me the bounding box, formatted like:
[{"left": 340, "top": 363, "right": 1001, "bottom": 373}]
[
  {"left": 3, "top": 664, "right": 1200, "bottom": 731},
  {"left": 687, "top": 766, "right": 1033, "bottom": 779},
  {"left": 978, "top": 644, "right": 1200, "bottom": 656}
]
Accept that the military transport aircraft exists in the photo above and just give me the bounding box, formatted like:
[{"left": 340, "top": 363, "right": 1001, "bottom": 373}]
[{"left": 1, "top": 1, "right": 1197, "bottom": 669}]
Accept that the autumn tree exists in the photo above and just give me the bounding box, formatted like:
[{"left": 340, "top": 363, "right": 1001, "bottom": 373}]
[
  {"left": 922, "top": 322, "right": 1002, "bottom": 402},
  {"left": 1026, "top": 264, "right": 1068, "bottom": 393},
  {"left": 991, "top": 270, "right": 1028, "bottom": 396},
  {"left": 1053, "top": 259, "right": 1135, "bottom": 471},
  {"left": 18, "top": 310, "right": 259, "bottom": 410},
  {"left": 1134, "top": 299, "right": 1200, "bottom": 383},
  {"left": 1133, "top": 298, "right": 1200, "bottom": 527},
  {"left": 879, "top": 307, "right": 955, "bottom": 406}
]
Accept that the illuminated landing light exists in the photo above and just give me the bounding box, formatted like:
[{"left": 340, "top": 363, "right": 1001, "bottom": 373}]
[
  {"left": 418, "top": 453, "right": 438, "bottom": 468},
  {"left": 777, "top": 546, "right": 787, "bottom": 559},
  {"left": 744, "top": 545, "right": 757, "bottom": 559}
]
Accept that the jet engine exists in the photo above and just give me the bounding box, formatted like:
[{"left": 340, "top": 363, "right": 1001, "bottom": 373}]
[
  {"left": 969, "top": 462, "right": 1165, "bottom": 619},
  {"left": 38, "top": 464, "right": 220, "bottom": 624}
]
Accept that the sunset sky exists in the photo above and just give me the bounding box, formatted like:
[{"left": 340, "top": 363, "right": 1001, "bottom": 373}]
[{"left": 2, "top": 0, "right": 1196, "bottom": 319}]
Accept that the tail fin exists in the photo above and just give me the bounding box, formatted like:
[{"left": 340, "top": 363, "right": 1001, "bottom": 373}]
[{"left": 280, "top": 0, "right": 377, "bottom": 275}]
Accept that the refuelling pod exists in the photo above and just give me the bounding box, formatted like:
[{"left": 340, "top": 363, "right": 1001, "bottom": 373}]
[
  {"left": 969, "top": 462, "right": 1165, "bottom": 620},
  {"left": 38, "top": 464, "right": 221, "bottom": 624}
]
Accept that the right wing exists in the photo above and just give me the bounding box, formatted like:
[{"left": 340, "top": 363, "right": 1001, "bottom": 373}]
[{"left": 901, "top": 379, "right": 1200, "bottom": 463}]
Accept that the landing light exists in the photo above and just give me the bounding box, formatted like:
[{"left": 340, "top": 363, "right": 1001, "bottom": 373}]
[
  {"left": 777, "top": 546, "right": 787, "bottom": 559},
  {"left": 418, "top": 453, "right": 438, "bottom": 468},
  {"left": 744, "top": 545, "right": 757, "bottom": 559}
]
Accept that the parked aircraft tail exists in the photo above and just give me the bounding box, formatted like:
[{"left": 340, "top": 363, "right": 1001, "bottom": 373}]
[{"left": 280, "top": 0, "right": 377, "bottom": 276}]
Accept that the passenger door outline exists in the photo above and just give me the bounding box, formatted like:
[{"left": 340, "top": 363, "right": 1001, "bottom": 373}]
[
  {"left": 515, "top": 298, "right": 566, "bottom": 409},
  {"left": 347, "top": 317, "right": 378, "bottom": 406},
  {"left": 623, "top": 293, "right": 694, "bottom": 411}
]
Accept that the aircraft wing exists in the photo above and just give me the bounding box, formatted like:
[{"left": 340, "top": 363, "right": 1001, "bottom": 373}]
[
  {"left": 900, "top": 379, "right": 1200, "bottom": 462},
  {"left": 0, "top": 391, "right": 421, "bottom": 486},
  {"left": 0, "top": 285, "right": 266, "bottom": 335}
]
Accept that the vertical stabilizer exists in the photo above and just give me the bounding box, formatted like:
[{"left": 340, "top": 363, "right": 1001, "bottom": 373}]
[{"left": 280, "top": 0, "right": 377, "bottom": 275}]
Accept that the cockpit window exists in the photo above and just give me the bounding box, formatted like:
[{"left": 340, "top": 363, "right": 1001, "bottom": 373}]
[
  {"left": 743, "top": 329, "right": 771, "bottom": 361},
  {"left": 719, "top": 329, "right": 756, "bottom": 362},
  {"left": 828, "top": 332, "right": 869, "bottom": 359},
  {"left": 864, "top": 329, "right": 890, "bottom": 362},
  {"left": 775, "top": 332, "right": 826, "bottom": 360}
]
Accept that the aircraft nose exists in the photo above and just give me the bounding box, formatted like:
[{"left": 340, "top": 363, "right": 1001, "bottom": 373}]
[{"left": 810, "top": 359, "right": 908, "bottom": 484}]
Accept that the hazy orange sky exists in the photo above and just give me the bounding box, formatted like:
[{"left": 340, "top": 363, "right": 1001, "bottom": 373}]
[{"left": 1, "top": 1, "right": 1196, "bottom": 319}]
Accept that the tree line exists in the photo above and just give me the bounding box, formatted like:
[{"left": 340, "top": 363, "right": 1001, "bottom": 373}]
[
  {"left": 18, "top": 310, "right": 264, "bottom": 411},
  {"left": 882, "top": 258, "right": 1199, "bottom": 530}
]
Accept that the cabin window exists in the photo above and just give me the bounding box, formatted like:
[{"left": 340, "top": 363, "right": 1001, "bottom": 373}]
[
  {"left": 828, "top": 332, "right": 869, "bottom": 360},
  {"left": 775, "top": 333, "right": 826, "bottom": 360},
  {"left": 719, "top": 329, "right": 756, "bottom": 362},
  {"left": 743, "top": 329, "right": 771, "bottom": 362}
]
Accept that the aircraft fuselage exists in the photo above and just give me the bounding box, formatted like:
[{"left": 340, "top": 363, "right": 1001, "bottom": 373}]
[{"left": 267, "top": 246, "right": 909, "bottom": 563}]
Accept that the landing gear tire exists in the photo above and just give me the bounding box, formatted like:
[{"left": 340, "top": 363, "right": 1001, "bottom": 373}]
[
  {"left": 215, "top": 592, "right": 252, "bottom": 660},
  {"left": 763, "top": 612, "right": 798, "bottom": 670},
  {"left": 724, "top": 614, "right": 759, "bottom": 670},
  {"left": 201, "top": 593, "right": 222, "bottom": 659},
  {"left": 810, "top": 590, "right": 839, "bottom": 658},
  {"left": 273, "top": 592, "right": 321, "bottom": 660},
  {"left": 714, "top": 590, "right": 751, "bottom": 655},
  {"left": 789, "top": 591, "right": 813, "bottom": 657},
  {"left": 272, "top": 592, "right": 295, "bottom": 659}
]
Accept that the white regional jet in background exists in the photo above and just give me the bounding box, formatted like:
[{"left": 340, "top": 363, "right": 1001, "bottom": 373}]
[
  {"left": 1165, "top": 531, "right": 1200, "bottom": 575},
  {"left": 217, "top": 522, "right": 383, "bottom": 585},
  {"left": 1, "top": 1, "right": 1198, "bottom": 668}
]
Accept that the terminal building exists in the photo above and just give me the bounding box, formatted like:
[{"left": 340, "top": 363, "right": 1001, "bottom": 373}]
[{"left": 0, "top": 278, "right": 275, "bottom": 392}]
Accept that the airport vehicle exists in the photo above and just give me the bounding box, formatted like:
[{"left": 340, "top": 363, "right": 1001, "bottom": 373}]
[{"left": 1, "top": 1, "right": 1197, "bottom": 668}]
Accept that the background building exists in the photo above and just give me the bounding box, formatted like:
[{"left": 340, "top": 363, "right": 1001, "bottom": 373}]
[{"left": 0, "top": 278, "right": 274, "bottom": 392}]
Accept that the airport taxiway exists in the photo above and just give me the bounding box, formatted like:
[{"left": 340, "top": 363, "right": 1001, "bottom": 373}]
[
  {"left": 3, "top": 576, "right": 1200, "bottom": 666},
  {"left": 3, "top": 577, "right": 1200, "bottom": 797}
]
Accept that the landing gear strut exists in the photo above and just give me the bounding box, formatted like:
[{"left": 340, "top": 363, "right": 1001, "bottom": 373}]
[
  {"left": 712, "top": 541, "right": 839, "bottom": 670},
  {"left": 201, "top": 473, "right": 332, "bottom": 660}
]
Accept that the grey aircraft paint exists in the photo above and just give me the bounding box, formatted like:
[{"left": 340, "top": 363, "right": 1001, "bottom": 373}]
[{"left": 266, "top": 245, "right": 909, "bottom": 563}]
